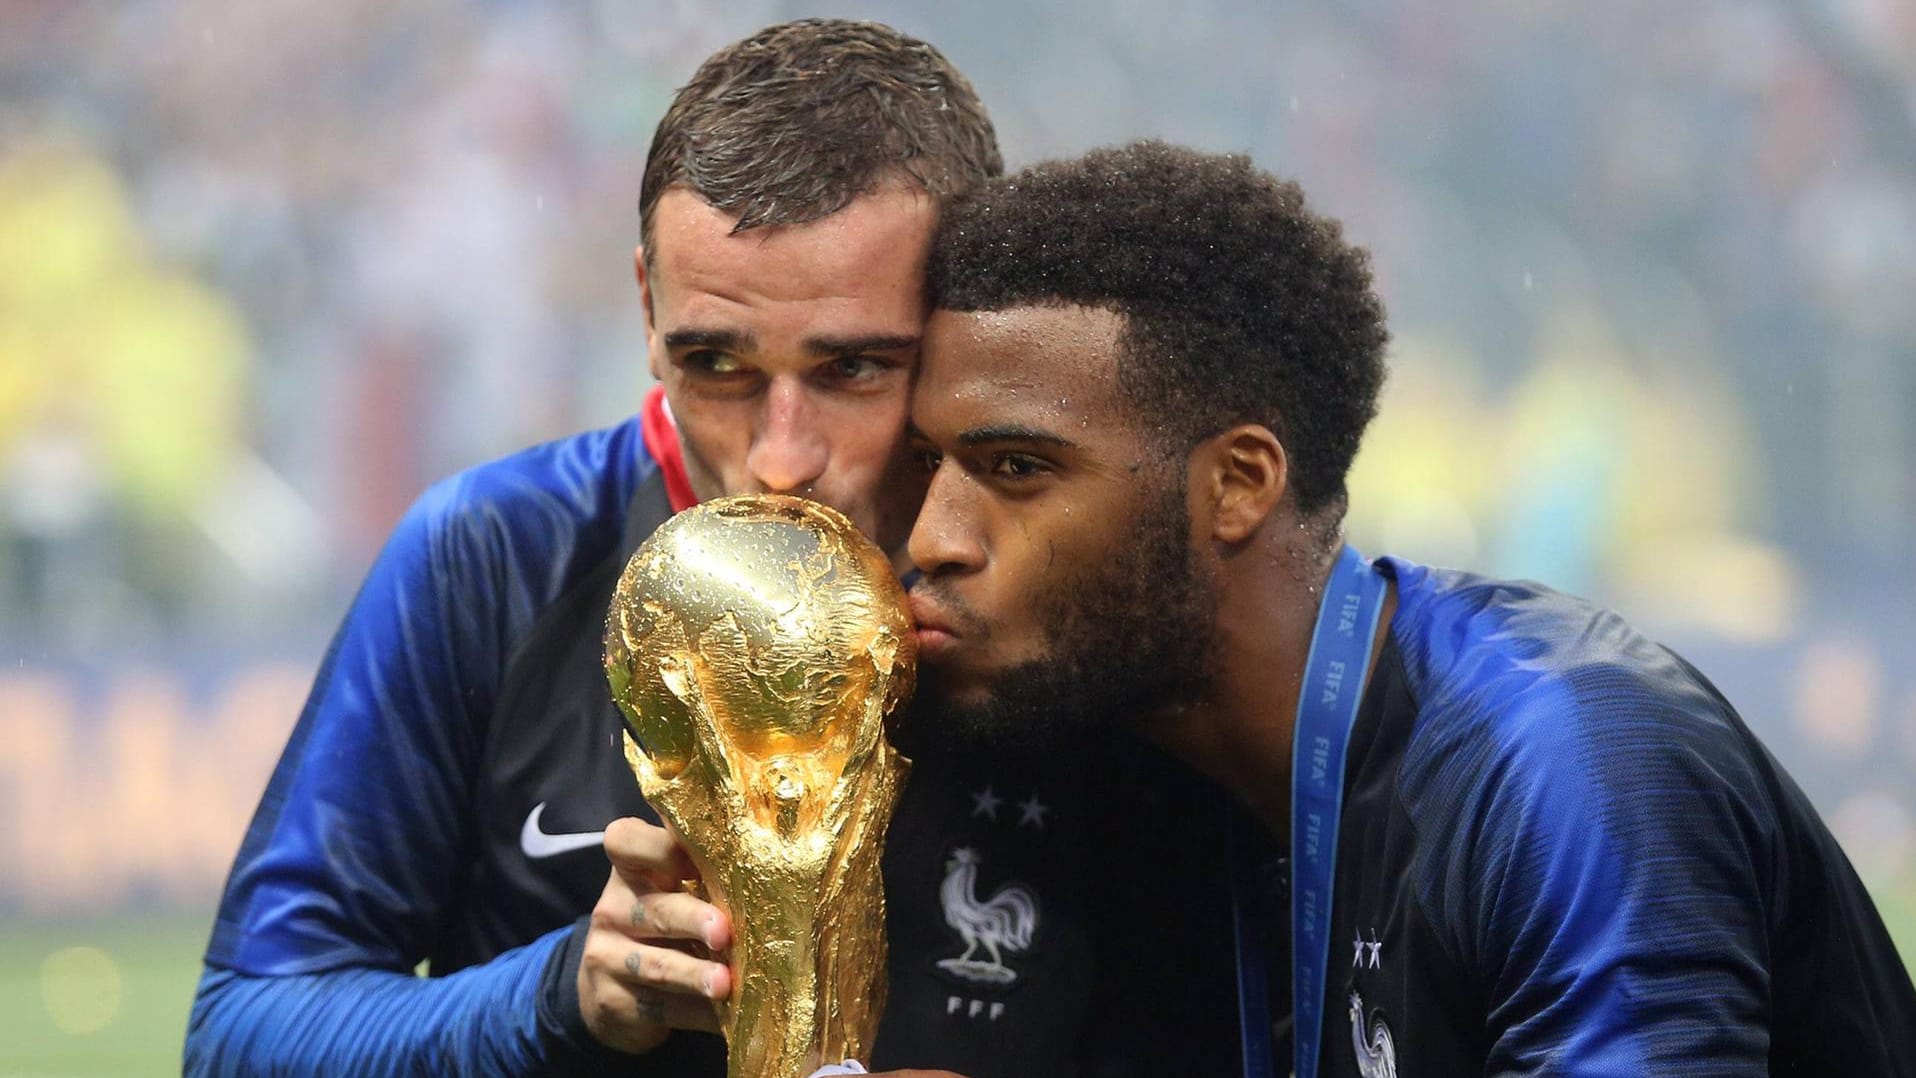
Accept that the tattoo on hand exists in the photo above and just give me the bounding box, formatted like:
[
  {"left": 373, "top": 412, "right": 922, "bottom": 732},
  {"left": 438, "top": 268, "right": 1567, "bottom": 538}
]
[
  {"left": 631, "top": 901, "right": 647, "bottom": 930},
  {"left": 634, "top": 986, "right": 667, "bottom": 1026}
]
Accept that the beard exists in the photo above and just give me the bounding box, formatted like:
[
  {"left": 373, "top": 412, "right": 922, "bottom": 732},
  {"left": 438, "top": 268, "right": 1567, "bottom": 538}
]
[{"left": 898, "top": 482, "right": 1214, "bottom": 759}]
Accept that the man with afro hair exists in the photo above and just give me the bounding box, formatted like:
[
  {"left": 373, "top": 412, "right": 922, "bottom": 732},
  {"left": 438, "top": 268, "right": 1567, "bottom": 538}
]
[{"left": 902, "top": 140, "right": 1916, "bottom": 1076}]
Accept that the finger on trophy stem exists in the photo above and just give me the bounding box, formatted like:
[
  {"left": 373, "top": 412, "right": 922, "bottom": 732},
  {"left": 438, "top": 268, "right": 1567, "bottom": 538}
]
[{"left": 602, "top": 827, "right": 693, "bottom": 894}]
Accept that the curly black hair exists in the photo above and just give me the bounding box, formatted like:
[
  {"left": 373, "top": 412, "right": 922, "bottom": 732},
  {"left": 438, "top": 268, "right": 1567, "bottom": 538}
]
[
  {"left": 641, "top": 19, "right": 1002, "bottom": 256},
  {"left": 927, "top": 140, "right": 1389, "bottom": 518}
]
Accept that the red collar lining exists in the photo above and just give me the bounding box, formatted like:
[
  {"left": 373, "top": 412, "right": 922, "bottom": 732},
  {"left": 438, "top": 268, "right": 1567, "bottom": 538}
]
[{"left": 639, "top": 384, "right": 698, "bottom": 513}]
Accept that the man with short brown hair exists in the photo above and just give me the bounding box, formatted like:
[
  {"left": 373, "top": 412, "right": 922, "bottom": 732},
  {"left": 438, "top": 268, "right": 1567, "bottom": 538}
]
[{"left": 638, "top": 18, "right": 1001, "bottom": 253}]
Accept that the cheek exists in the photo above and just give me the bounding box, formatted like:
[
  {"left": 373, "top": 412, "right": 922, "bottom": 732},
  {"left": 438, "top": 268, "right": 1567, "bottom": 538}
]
[
  {"left": 1010, "top": 516, "right": 1122, "bottom": 622},
  {"left": 669, "top": 398, "right": 753, "bottom": 478},
  {"left": 978, "top": 529, "right": 1066, "bottom": 631},
  {"left": 822, "top": 400, "right": 912, "bottom": 476},
  {"left": 836, "top": 432, "right": 906, "bottom": 483}
]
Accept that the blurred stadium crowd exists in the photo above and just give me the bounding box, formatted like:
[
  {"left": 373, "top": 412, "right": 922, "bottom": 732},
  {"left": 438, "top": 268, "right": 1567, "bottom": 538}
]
[{"left": 0, "top": 0, "right": 1911, "bottom": 982}]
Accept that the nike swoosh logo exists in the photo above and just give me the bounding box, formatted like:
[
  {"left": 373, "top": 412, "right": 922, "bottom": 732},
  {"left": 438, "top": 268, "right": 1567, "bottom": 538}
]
[{"left": 520, "top": 802, "right": 606, "bottom": 859}]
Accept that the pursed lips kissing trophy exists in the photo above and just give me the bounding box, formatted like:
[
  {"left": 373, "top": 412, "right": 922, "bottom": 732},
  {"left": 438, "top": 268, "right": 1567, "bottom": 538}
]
[{"left": 604, "top": 494, "right": 916, "bottom": 1078}]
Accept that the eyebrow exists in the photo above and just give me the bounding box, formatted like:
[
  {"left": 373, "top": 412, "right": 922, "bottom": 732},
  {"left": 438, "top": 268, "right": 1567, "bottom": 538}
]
[
  {"left": 662, "top": 327, "right": 756, "bottom": 353},
  {"left": 912, "top": 419, "right": 1080, "bottom": 449},
  {"left": 804, "top": 333, "right": 920, "bottom": 358}
]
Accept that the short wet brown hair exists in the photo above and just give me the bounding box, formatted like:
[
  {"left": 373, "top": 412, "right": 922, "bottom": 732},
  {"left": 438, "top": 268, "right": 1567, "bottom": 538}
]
[
  {"left": 930, "top": 140, "right": 1389, "bottom": 519},
  {"left": 639, "top": 19, "right": 1002, "bottom": 258}
]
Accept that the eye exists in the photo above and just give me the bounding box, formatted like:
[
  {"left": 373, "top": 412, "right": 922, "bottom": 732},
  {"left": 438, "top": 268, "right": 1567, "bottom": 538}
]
[
  {"left": 681, "top": 349, "right": 745, "bottom": 376},
  {"left": 912, "top": 446, "right": 944, "bottom": 474},
  {"left": 823, "top": 355, "right": 890, "bottom": 383},
  {"left": 989, "top": 453, "right": 1050, "bottom": 480}
]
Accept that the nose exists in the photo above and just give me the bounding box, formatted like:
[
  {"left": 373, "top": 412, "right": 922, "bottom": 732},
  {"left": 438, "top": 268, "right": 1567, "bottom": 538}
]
[
  {"left": 746, "top": 379, "right": 829, "bottom": 494},
  {"left": 907, "top": 462, "right": 984, "bottom": 578}
]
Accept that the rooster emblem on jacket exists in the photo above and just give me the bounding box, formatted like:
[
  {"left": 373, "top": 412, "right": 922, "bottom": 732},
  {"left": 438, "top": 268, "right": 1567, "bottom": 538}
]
[
  {"left": 1349, "top": 990, "right": 1397, "bottom": 1078},
  {"left": 934, "top": 847, "right": 1039, "bottom": 985}
]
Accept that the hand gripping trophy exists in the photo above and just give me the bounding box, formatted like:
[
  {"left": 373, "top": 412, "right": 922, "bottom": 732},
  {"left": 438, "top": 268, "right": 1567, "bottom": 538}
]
[{"left": 604, "top": 495, "right": 914, "bottom": 1078}]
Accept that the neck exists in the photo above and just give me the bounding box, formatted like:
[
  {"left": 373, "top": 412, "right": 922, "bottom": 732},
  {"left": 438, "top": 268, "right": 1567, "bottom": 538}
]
[{"left": 1138, "top": 539, "right": 1394, "bottom": 840}]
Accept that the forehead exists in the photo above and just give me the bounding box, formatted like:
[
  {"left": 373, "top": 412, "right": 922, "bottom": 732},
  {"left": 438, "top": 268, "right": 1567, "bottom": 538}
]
[
  {"left": 647, "top": 186, "right": 936, "bottom": 309},
  {"left": 915, "top": 305, "right": 1129, "bottom": 434}
]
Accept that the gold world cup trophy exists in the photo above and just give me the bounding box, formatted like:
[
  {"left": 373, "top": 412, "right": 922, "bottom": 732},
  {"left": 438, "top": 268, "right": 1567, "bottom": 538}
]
[{"left": 603, "top": 495, "right": 914, "bottom": 1078}]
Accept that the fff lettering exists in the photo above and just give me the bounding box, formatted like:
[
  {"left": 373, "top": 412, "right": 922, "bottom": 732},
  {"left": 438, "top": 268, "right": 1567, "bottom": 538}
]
[
  {"left": 1304, "top": 809, "right": 1322, "bottom": 858},
  {"left": 1310, "top": 734, "right": 1331, "bottom": 782},
  {"left": 946, "top": 996, "right": 1006, "bottom": 1021}
]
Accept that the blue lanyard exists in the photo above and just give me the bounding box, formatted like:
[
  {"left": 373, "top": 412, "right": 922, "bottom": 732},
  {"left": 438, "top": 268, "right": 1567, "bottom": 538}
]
[{"left": 1234, "top": 545, "right": 1388, "bottom": 1078}]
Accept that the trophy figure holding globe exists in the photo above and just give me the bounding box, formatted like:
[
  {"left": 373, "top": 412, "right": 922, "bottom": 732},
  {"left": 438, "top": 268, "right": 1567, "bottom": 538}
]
[{"left": 604, "top": 495, "right": 915, "bottom": 1078}]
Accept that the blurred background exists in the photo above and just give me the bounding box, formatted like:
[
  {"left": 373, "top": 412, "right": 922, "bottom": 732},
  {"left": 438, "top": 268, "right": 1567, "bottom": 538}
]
[{"left": 2, "top": 0, "right": 1912, "bottom": 1072}]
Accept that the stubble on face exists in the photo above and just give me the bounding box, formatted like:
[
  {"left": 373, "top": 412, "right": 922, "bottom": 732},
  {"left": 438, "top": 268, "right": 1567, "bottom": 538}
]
[
  {"left": 901, "top": 474, "right": 1214, "bottom": 758},
  {"left": 641, "top": 187, "right": 936, "bottom": 551}
]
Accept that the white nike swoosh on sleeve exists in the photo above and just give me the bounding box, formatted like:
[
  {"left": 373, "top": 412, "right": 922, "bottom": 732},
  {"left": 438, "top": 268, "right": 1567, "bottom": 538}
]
[{"left": 520, "top": 802, "right": 608, "bottom": 859}]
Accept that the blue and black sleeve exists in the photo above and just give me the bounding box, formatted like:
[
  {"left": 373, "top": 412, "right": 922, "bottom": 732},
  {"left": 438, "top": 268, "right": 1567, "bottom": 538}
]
[
  {"left": 186, "top": 481, "right": 607, "bottom": 1074},
  {"left": 1450, "top": 664, "right": 1775, "bottom": 1075}
]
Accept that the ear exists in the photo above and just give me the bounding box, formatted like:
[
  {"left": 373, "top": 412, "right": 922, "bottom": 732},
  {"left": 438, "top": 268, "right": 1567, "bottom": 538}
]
[
  {"left": 635, "top": 245, "right": 664, "bottom": 381},
  {"left": 1193, "top": 424, "right": 1287, "bottom": 545}
]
